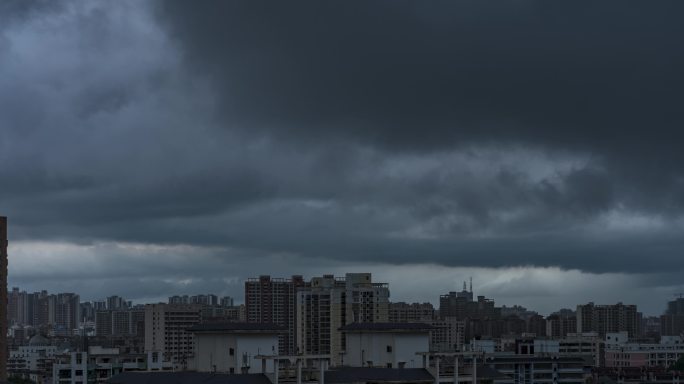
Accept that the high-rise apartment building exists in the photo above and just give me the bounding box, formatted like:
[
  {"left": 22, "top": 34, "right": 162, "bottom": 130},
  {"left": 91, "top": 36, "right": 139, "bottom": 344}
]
[
  {"left": 527, "top": 314, "right": 547, "bottom": 337},
  {"left": 668, "top": 297, "right": 684, "bottom": 315},
  {"left": 296, "top": 273, "right": 390, "bottom": 365},
  {"left": 106, "top": 295, "right": 130, "bottom": 310},
  {"left": 168, "top": 295, "right": 189, "bottom": 305},
  {"left": 80, "top": 301, "right": 95, "bottom": 323},
  {"left": 429, "top": 317, "right": 465, "bottom": 351},
  {"left": 7, "top": 287, "right": 28, "bottom": 326},
  {"left": 144, "top": 303, "right": 201, "bottom": 369},
  {"left": 1, "top": 216, "right": 8, "bottom": 381},
  {"left": 245, "top": 275, "right": 307, "bottom": 355},
  {"left": 576, "top": 302, "right": 639, "bottom": 337},
  {"left": 661, "top": 314, "right": 684, "bottom": 336},
  {"left": 546, "top": 311, "right": 577, "bottom": 338},
  {"left": 52, "top": 293, "right": 80, "bottom": 336},
  {"left": 661, "top": 297, "right": 684, "bottom": 336},
  {"left": 439, "top": 288, "right": 472, "bottom": 319},
  {"left": 439, "top": 292, "right": 501, "bottom": 321},
  {"left": 96, "top": 308, "right": 145, "bottom": 337},
  {"left": 30, "top": 290, "right": 50, "bottom": 329},
  {"left": 389, "top": 302, "right": 435, "bottom": 323},
  {"left": 220, "top": 296, "right": 234, "bottom": 307},
  {"left": 8, "top": 288, "right": 84, "bottom": 333}
]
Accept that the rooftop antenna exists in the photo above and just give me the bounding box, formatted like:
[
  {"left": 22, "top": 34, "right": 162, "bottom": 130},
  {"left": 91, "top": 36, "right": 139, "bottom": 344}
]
[
  {"left": 463, "top": 281, "right": 467, "bottom": 291},
  {"left": 470, "top": 277, "right": 473, "bottom": 293}
]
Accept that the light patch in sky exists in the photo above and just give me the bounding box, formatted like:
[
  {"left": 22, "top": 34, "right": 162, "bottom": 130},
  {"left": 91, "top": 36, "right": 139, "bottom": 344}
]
[
  {"left": 598, "top": 209, "right": 667, "bottom": 233},
  {"left": 7, "top": 240, "right": 677, "bottom": 316}
]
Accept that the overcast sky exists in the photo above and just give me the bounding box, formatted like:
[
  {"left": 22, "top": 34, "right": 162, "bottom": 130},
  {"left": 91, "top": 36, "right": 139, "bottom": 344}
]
[{"left": 2, "top": 1, "right": 684, "bottom": 315}]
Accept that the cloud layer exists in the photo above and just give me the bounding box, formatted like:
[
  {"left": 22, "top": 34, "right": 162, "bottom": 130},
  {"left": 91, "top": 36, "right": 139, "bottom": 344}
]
[{"left": 2, "top": 1, "right": 684, "bottom": 313}]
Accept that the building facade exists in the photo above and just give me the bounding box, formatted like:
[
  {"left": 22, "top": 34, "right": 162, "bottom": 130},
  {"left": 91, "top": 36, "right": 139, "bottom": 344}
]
[
  {"left": 388, "top": 302, "right": 435, "bottom": 323},
  {"left": 296, "top": 273, "right": 390, "bottom": 365},
  {"left": 187, "top": 323, "right": 283, "bottom": 374},
  {"left": 576, "top": 302, "right": 639, "bottom": 338},
  {"left": 341, "top": 323, "right": 432, "bottom": 368},
  {"left": 486, "top": 355, "right": 589, "bottom": 384},
  {"left": 662, "top": 297, "right": 684, "bottom": 337},
  {"left": 96, "top": 309, "right": 145, "bottom": 338},
  {"left": 546, "top": 312, "right": 578, "bottom": 338},
  {"left": 439, "top": 291, "right": 501, "bottom": 323},
  {"left": 1, "top": 216, "right": 8, "bottom": 381},
  {"left": 53, "top": 347, "right": 172, "bottom": 384},
  {"left": 8, "top": 287, "right": 29, "bottom": 326},
  {"left": 245, "top": 275, "right": 308, "bottom": 355},
  {"left": 143, "top": 303, "right": 201, "bottom": 369},
  {"left": 53, "top": 293, "right": 81, "bottom": 337},
  {"left": 604, "top": 332, "right": 684, "bottom": 369},
  {"left": 429, "top": 318, "right": 465, "bottom": 352},
  {"left": 7, "top": 334, "right": 57, "bottom": 383}
]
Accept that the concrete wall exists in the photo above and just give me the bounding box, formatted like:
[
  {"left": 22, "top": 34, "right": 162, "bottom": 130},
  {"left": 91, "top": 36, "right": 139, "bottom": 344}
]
[
  {"left": 394, "top": 333, "right": 429, "bottom": 368},
  {"left": 236, "top": 334, "right": 278, "bottom": 373},
  {"left": 534, "top": 339, "right": 560, "bottom": 353},
  {"left": 471, "top": 339, "right": 496, "bottom": 353},
  {"left": 194, "top": 334, "right": 238, "bottom": 373},
  {"left": 344, "top": 332, "right": 428, "bottom": 368},
  {"left": 193, "top": 333, "right": 277, "bottom": 374}
]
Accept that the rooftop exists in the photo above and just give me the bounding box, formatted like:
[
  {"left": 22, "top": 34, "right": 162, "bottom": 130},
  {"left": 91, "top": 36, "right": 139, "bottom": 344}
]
[
  {"left": 187, "top": 322, "right": 286, "bottom": 333},
  {"left": 325, "top": 367, "right": 434, "bottom": 384},
  {"left": 339, "top": 322, "right": 436, "bottom": 332},
  {"left": 107, "top": 372, "right": 270, "bottom": 384}
]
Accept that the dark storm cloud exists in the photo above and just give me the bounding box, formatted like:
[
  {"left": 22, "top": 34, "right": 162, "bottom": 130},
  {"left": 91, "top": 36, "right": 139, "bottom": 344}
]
[
  {"left": 0, "top": 0, "right": 62, "bottom": 25},
  {"left": 154, "top": 0, "right": 684, "bottom": 220},
  {"left": 153, "top": 0, "right": 684, "bottom": 272},
  {"left": 157, "top": 1, "right": 684, "bottom": 150},
  {"left": 2, "top": 0, "right": 684, "bottom": 298}
]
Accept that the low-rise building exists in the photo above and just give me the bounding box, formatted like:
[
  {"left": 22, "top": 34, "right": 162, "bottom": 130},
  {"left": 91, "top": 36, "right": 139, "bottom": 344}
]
[
  {"left": 558, "top": 332, "right": 603, "bottom": 367},
  {"left": 7, "top": 334, "right": 57, "bottom": 383},
  {"left": 53, "top": 346, "right": 172, "bottom": 384},
  {"left": 340, "top": 323, "right": 433, "bottom": 368},
  {"left": 485, "top": 355, "right": 589, "bottom": 384},
  {"left": 604, "top": 332, "right": 684, "bottom": 368},
  {"left": 187, "top": 323, "right": 284, "bottom": 374}
]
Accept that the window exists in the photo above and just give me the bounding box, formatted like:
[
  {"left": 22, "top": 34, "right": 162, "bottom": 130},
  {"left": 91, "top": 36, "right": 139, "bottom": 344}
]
[
  {"left": 387, "top": 346, "right": 392, "bottom": 353},
  {"left": 229, "top": 348, "right": 235, "bottom": 356}
]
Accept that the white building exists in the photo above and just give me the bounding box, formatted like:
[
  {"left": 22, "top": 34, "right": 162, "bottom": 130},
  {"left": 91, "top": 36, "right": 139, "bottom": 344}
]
[
  {"left": 52, "top": 347, "right": 172, "bottom": 384},
  {"left": 604, "top": 332, "right": 684, "bottom": 368},
  {"left": 144, "top": 303, "right": 201, "bottom": 369},
  {"left": 470, "top": 339, "right": 496, "bottom": 353},
  {"left": 486, "top": 355, "right": 588, "bottom": 384},
  {"left": 341, "top": 323, "right": 432, "bottom": 368},
  {"left": 296, "top": 273, "right": 390, "bottom": 366},
  {"left": 7, "top": 334, "right": 57, "bottom": 383},
  {"left": 187, "top": 323, "right": 283, "bottom": 374}
]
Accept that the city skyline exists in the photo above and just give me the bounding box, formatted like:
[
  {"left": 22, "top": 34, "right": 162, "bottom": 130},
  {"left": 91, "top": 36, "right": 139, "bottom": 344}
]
[
  {"left": 4, "top": 275, "right": 679, "bottom": 319},
  {"left": 2, "top": 1, "right": 684, "bottom": 319}
]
